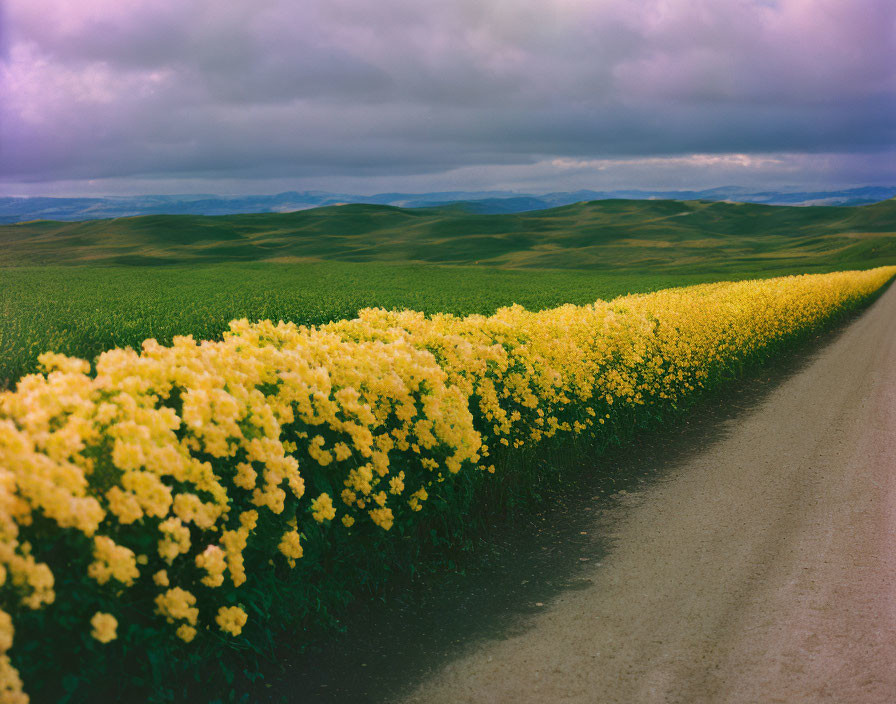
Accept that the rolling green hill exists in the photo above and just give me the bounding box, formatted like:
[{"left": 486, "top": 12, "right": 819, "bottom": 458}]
[{"left": 4, "top": 197, "right": 896, "bottom": 273}]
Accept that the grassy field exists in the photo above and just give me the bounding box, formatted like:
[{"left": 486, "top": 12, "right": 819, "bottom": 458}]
[
  {"left": 3, "top": 196, "right": 895, "bottom": 389},
  {"left": 1, "top": 262, "right": 777, "bottom": 389},
  {"left": 3, "top": 197, "right": 896, "bottom": 269}
]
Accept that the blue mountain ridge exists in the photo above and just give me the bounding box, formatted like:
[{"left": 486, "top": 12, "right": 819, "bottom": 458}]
[{"left": 2, "top": 186, "right": 894, "bottom": 223}]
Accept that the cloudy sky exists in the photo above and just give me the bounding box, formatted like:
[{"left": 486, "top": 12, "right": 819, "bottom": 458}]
[{"left": 1, "top": 0, "right": 894, "bottom": 196}]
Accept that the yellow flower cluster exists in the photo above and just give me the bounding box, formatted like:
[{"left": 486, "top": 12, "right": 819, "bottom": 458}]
[
  {"left": 90, "top": 612, "right": 117, "bottom": 644},
  {"left": 88, "top": 536, "right": 139, "bottom": 586},
  {"left": 215, "top": 606, "right": 248, "bottom": 637},
  {"left": 155, "top": 587, "right": 199, "bottom": 642},
  {"left": 0, "top": 266, "right": 892, "bottom": 701},
  {"left": 324, "top": 267, "right": 896, "bottom": 463}
]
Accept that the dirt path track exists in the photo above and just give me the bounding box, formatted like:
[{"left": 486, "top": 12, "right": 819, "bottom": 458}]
[{"left": 403, "top": 284, "right": 896, "bottom": 704}]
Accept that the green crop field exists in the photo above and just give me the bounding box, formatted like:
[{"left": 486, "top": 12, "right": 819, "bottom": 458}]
[
  {"left": 0, "top": 262, "right": 777, "bottom": 389},
  {"left": 2, "top": 197, "right": 895, "bottom": 389}
]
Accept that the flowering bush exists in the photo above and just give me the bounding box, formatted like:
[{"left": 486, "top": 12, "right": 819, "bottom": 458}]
[{"left": 0, "top": 266, "right": 893, "bottom": 701}]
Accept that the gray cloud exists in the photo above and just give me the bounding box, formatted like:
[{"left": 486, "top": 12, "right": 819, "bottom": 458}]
[{"left": 1, "top": 0, "right": 894, "bottom": 193}]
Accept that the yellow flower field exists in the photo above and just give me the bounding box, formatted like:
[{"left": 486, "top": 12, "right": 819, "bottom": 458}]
[{"left": 0, "top": 266, "right": 893, "bottom": 701}]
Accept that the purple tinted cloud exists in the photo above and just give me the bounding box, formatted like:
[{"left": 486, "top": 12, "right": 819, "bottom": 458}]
[{"left": 1, "top": 0, "right": 893, "bottom": 193}]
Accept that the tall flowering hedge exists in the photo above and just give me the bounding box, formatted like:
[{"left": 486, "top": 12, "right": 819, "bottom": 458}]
[{"left": 0, "top": 266, "right": 893, "bottom": 701}]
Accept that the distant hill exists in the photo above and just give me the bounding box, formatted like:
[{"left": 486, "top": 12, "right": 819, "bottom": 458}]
[
  {"left": 1, "top": 186, "right": 894, "bottom": 223},
  {"left": 3, "top": 197, "right": 896, "bottom": 273}
]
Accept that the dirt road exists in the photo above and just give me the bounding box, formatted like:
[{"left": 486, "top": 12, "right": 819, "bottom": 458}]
[{"left": 402, "top": 284, "right": 896, "bottom": 704}]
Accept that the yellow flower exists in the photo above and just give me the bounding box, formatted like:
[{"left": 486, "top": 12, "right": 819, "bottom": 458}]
[
  {"left": 278, "top": 529, "right": 303, "bottom": 567},
  {"left": 88, "top": 536, "right": 139, "bottom": 587},
  {"left": 0, "top": 656, "right": 26, "bottom": 704},
  {"left": 195, "top": 545, "right": 227, "bottom": 588},
  {"left": 388, "top": 473, "right": 405, "bottom": 495},
  {"left": 310, "top": 493, "right": 336, "bottom": 523},
  {"left": 90, "top": 612, "right": 118, "bottom": 643},
  {"left": 215, "top": 606, "right": 248, "bottom": 636},
  {"left": 155, "top": 587, "right": 198, "bottom": 626},
  {"left": 0, "top": 611, "right": 12, "bottom": 653},
  {"left": 369, "top": 507, "right": 394, "bottom": 530},
  {"left": 176, "top": 624, "right": 197, "bottom": 643},
  {"left": 157, "top": 517, "right": 191, "bottom": 564}
]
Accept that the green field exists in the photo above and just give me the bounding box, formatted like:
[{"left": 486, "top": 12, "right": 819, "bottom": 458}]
[
  {"left": 1, "top": 262, "right": 775, "bottom": 389},
  {"left": 3, "top": 197, "right": 895, "bottom": 389}
]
